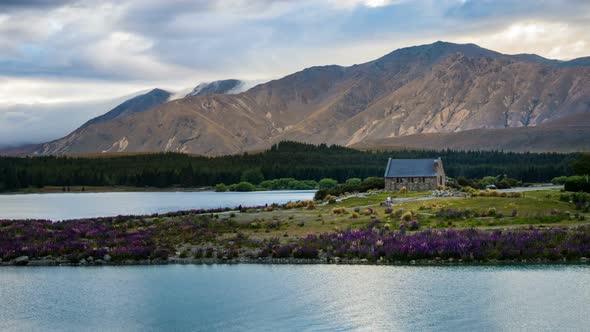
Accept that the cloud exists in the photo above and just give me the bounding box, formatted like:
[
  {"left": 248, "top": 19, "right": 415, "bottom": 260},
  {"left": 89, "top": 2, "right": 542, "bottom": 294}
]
[
  {"left": 451, "top": 21, "right": 590, "bottom": 60},
  {"left": 0, "top": 95, "right": 136, "bottom": 147},
  {"left": 0, "top": 0, "right": 589, "bottom": 146},
  {"left": 0, "top": 0, "right": 79, "bottom": 11}
]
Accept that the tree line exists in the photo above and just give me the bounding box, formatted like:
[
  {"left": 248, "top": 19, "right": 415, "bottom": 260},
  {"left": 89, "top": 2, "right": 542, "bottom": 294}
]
[{"left": 0, "top": 141, "right": 582, "bottom": 192}]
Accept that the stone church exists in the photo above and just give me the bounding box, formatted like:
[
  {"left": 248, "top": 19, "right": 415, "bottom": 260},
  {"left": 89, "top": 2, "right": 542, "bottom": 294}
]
[{"left": 384, "top": 158, "right": 446, "bottom": 191}]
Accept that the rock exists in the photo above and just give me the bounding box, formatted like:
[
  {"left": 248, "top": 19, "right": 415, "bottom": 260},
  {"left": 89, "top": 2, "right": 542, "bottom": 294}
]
[
  {"left": 103, "top": 254, "right": 112, "bottom": 262},
  {"left": 333, "top": 257, "right": 341, "bottom": 262},
  {"left": 79, "top": 258, "right": 87, "bottom": 265},
  {"left": 580, "top": 257, "right": 588, "bottom": 262},
  {"left": 29, "top": 259, "right": 57, "bottom": 266},
  {"left": 14, "top": 256, "right": 29, "bottom": 266},
  {"left": 95, "top": 259, "right": 106, "bottom": 264},
  {"left": 87, "top": 256, "right": 94, "bottom": 262},
  {"left": 410, "top": 260, "right": 416, "bottom": 264}
]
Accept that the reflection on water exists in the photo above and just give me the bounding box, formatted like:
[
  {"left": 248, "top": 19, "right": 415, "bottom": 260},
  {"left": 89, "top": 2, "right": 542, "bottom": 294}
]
[
  {"left": 0, "top": 264, "right": 588, "bottom": 331},
  {"left": 0, "top": 190, "right": 315, "bottom": 220}
]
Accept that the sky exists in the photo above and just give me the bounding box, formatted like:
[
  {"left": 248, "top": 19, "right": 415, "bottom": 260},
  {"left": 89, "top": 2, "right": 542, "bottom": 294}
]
[{"left": 1, "top": 0, "right": 589, "bottom": 147}]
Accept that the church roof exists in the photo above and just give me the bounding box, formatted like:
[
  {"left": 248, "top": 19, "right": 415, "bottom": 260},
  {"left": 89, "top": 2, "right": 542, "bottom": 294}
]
[{"left": 384, "top": 158, "right": 441, "bottom": 177}]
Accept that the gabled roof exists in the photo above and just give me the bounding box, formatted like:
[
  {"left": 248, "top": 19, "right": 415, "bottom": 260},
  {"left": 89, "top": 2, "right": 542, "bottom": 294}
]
[{"left": 384, "top": 158, "right": 440, "bottom": 177}]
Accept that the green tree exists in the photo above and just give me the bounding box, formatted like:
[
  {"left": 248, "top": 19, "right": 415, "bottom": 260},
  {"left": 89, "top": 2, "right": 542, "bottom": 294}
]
[
  {"left": 240, "top": 168, "right": 264, "bottom": 185},
  {"left": 572, "top": 154, "right": 590, "bottom": 175}
]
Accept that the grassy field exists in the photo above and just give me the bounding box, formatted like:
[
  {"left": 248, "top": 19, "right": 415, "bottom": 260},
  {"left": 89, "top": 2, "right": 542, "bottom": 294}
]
[{"left": 223, "top": 189, "right": 588, "bottom": 242}]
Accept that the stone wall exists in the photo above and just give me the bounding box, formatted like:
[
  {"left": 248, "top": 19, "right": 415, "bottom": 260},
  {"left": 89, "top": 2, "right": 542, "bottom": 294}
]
[{"left": 385, "top": 177, "right": 439, "bottom": 191}]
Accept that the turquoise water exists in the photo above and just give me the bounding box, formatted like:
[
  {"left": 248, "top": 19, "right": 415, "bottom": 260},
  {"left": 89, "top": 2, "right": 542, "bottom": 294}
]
[
  {"left": 0, "top": 264, "right": 588, "bottom": 331},
  {"left": 0, "top": 190, "right": 315, "bottom": 220}
]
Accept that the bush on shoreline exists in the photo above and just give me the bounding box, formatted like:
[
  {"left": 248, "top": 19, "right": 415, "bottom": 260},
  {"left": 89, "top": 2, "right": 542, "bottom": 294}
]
[
  {"left": 314, "top": 177, "right": 385, "bottom": 200},
  {"left": 564, "top": 175, "right": 590, "bottom": 193},
  {"left": 267, "top": 227, "right": 590, "bottom": 262}
]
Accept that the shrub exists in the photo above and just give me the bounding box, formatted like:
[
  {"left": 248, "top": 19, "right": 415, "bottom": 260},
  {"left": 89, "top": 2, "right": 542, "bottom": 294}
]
[
  {"left": 229, "top": 181, "right": 256, "bottom": 192},
  {"left": 260, "top": 178, "right": 295, "bottom": 190},
  {"left": 272, "top": 246, "right": 292, "bottom": 258},
  {"left": 314, "top": 178, "right": 384, "bottom": 200},
  {"left": 345, "top": 178, "right": 362, "bottom": 186},
  {"left": 462, "top": 186, "right": 478, "bottom": 195},
  {"left": 286, "top": 179, "right": 317, "bottom": 190},
  {"left": 215, "top": 183, "right": 228, "bottom": 192},
  {"left": 319, "top": 178, "right": 338, "bottom": 189},
  {"left": 314, "top": 189, "right": 329, "bottom": 200},
  {"left": 564, "top": 176, "right": 590, "bottom": 193},
  {"left": 293, "top": 246, "right": 319, "bottom": 259},
  {"left": 487, "top": 208, "right": 497, "bottom": 216},
  {"left": 323, "top": 195, "right": 337, "bottom": 204},
  {"left": 362, "top": 177, "right": 385, "bottom": 188},
  {"left": 332, "top": 207, "right": 347, "bottom": 214},
  {"left": 552, "top": 176, "right": 568, "bottom": 185},
  {"left": 400, "top": 212, "right": 413, "bottom": 222}
]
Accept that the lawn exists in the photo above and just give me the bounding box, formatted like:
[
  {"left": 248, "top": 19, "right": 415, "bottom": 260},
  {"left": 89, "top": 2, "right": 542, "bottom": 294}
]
[{"left": 228, "top": 189, "right": 588, "bottom": 242}]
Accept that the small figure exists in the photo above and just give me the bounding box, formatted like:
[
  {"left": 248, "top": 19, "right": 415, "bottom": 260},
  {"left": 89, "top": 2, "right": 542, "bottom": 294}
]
[{"left": 386, "top": 196, "right": 392, "bottom": 207}]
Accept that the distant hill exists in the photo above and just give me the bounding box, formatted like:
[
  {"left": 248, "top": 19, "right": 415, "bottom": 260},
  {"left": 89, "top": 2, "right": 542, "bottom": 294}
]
[
  {"left": 353, "top": 125, "right": 590, "bottom": 153},
  {"left": 4, "top": 41, "right": 590, "bottom": 156},
  {"left": 81, "top": 89, "right": 172, "bottom": 128}
]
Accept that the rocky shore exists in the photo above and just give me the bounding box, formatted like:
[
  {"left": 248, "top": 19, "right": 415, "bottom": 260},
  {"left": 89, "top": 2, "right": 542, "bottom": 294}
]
[{"left": 3, "top": 254, "right": 589, "bottom": 267}]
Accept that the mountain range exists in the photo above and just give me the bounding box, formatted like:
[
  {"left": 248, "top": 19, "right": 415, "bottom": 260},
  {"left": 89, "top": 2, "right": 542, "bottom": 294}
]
[{"left": 4, "top": 41, "right": 590, "bottom": 155}]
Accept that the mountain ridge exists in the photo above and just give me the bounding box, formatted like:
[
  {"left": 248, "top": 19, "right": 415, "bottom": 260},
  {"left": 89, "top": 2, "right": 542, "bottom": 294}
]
[{"left": 4, "top": 41, "right": 590, "bottom": 156}]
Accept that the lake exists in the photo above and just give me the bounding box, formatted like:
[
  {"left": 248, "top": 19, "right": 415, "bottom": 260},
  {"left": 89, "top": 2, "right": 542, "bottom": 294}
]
[
  {"left": 0, "top": 190, "right": 316, "bottom": 220},
  {"left": 0, "top": 264, "right": 588, "bottom": 331}
]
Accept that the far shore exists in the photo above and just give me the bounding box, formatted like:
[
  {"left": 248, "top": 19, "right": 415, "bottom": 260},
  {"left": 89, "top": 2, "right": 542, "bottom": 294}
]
[
  {"left": 5, "top": 185, "right": 214, "bottom": 194},
  {"left": 2, "top": 183, "right": 556, "bottom": 195}
]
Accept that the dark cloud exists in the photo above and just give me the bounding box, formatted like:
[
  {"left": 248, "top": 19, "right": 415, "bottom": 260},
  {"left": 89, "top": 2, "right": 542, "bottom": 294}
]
[
  {"left": 1, "top": 0, "right": 590, "bottom": 84},
  {"left": 0, "top": 0, "right": 79, "bottom": 11}
]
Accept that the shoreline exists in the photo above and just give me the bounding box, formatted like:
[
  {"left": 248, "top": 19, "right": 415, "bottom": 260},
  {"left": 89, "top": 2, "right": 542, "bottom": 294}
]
[
  {"left": 2, "top": 256, "right": 589, "bottom": 267},
  {"left": 2, "top": 185, "right": 214, "bottom": 195},
  {"left": 2, "top": 188, "right": 588, "bottom": 268}
]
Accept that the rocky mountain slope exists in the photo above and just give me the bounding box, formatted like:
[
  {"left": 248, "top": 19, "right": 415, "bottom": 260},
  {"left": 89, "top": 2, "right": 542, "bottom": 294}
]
[
  {"left": 81, "top": 89, "right": 171, "bottom": 128},
  {"left": 7, "top": 41, "right": 590, "bottom": 155}
]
